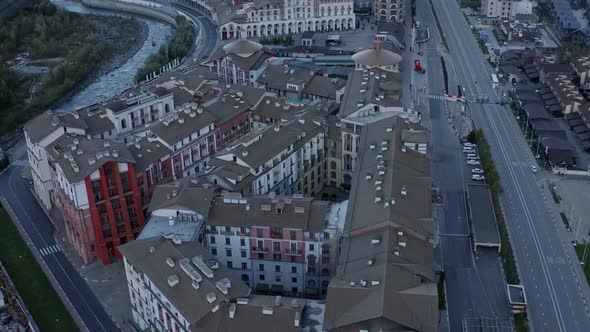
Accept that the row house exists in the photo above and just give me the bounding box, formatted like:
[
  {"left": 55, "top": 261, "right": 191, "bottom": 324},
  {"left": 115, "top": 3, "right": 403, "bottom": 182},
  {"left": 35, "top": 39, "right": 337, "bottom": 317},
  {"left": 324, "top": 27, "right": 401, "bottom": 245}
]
[
  {"left": 120, "top": 237, "right": 307, "bottom": 332},
  {"left": 204, "top": 193, "right": 346, "bottom": 298},
  {"left": 219, "top": 0, "right": 356, "bottom": 40}
]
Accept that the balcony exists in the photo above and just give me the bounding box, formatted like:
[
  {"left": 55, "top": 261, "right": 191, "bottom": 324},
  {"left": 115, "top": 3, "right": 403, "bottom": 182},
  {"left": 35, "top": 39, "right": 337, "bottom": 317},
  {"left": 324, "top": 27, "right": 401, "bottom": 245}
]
[
  {"left": 207, "top": 228, "right": 219, "bottom": 235},
  {"left": 251, "top": 246, "right": 269, "bottom": 253},
  {"left": 284, "top": 248, "right": 302, "bottom": 256}
]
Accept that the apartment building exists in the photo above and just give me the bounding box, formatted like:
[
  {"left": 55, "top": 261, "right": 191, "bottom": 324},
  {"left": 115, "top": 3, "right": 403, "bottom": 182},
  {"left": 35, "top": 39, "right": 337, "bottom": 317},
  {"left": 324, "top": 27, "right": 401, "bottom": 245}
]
[
  {"left": 338, "top": 67, "right": 423, "bottom": 188},
  {"left": 208, "top": 108, "right": 328, "bottom": 196},
  {"left": 257, "top": 65, "right": 347, "bottom": 102},
  {"left": 218, "top": 0, "right": 356, "bottom": 40},
  {"left": 204, "top": 193, "right": 346, "bottom": 298},
  {"left": 204, "top": 39, "right": 273, "bottom": 86},
  {"left": 120, "top": 237, "right": 307, "bottom": 332},
  {"left": 374, "top": 0, "right": 404, "bottom": 23},
  {"left": 46, "top": 134, "right": 145, "bottom": 264},
  {"left": 324, "top": 115, "right": 437, "bottom": 331},
  {"left": 481, "top": 0, "right": 533, "bottom": 21}
]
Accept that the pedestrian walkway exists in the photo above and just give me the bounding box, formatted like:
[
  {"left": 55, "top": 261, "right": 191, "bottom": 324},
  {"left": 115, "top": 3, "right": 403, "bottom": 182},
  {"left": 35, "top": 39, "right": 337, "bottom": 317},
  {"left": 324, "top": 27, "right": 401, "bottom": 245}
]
[
  {"left": 11, "top": 160, "right": 29, "bottom": 167},
  {"left": 39, "top": 244, "right": 62, "bottom": 257}
]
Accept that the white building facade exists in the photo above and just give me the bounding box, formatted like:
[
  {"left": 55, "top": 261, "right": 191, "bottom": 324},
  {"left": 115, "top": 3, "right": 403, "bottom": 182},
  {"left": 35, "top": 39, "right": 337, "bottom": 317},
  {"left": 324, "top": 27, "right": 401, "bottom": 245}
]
[{"left": 219, "top": 0, "right": 356, "bottom": 40}]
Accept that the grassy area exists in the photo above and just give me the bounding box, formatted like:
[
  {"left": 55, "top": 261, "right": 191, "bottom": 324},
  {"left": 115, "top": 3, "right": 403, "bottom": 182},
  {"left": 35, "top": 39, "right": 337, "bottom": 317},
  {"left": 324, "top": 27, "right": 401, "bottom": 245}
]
[
  {"left": 0, "top": 207, "right": 78, "bottom": 331},
  {"left": 514, "top": 312, "right": 529, "bottom": 332},
  {"left": 459, "top": 0, "right": 480, "bottom": 9},
  {"left": 136, "top": 15, "right": 195, "bottom": 82},
  {"left": 438, "top": 271, "right": 446, "bottom": 310},
  {"left": 0, "top": 0, "right": 142, "bottom": 136},
  {"left": 548, "top": 184, "right": 561, "bottom": 204},
  {"left": 493, "top": 27, "right": 507, "bottom": 45},
  {"left": 468, "top": 129, "right": 529, "bottom": 330},
  {"left": 574, "top": 243, "right": 590, "bottom": 285},
  {"left": 560, "top": 212, "right": 571, "bottom": 230}
]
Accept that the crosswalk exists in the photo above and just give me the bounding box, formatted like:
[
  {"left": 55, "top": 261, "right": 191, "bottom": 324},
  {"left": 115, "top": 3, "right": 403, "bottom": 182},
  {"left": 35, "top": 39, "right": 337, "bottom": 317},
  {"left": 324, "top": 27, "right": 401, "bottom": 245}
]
[
  {"left": 39, "top": 244, "right": 62, "bottom": 257},
  {"left": 12, "top": 159, "right": 29, "bottom": 167}
]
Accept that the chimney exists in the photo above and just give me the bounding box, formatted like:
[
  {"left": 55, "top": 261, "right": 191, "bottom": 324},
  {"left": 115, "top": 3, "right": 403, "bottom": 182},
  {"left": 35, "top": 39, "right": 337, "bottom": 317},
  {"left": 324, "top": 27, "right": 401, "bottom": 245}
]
[{"left": 374, "top": 39, "right": 383, "bottom": 50}]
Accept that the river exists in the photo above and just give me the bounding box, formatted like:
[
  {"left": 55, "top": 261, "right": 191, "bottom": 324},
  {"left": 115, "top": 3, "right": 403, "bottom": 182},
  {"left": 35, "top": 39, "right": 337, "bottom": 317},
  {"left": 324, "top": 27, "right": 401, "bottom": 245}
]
[{"left": 50, "top": 0, "right": 174, "bottom": 112}]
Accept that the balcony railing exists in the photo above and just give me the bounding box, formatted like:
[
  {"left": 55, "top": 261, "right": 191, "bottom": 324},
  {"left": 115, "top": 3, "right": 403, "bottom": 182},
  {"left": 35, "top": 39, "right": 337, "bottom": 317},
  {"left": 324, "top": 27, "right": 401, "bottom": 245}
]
[
  {"left": 251, "top": 246, "right": 269, "bottom": 253},
  {"left": 284, "top": 248, "right": 302, "bottom": 256}
]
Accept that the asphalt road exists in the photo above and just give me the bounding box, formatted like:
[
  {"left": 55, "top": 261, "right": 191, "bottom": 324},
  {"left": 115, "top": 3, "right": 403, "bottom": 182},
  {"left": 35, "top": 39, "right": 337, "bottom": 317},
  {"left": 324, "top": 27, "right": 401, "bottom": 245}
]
[
  {"left": 172, "top": 1, "right": 218, "bottom": 61},
  {"left": 0, "top": 159, "right": 119, "bottom": 332},
  {"left": 415, "top": 0, "right": 513, "bottom": 330},
  {"left": 430, "top": 0, "right": 590, "bottom": 331}
]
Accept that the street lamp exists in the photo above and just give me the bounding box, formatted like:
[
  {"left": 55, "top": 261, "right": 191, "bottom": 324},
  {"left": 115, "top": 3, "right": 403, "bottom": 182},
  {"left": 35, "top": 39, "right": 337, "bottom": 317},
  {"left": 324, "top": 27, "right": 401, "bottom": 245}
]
[{"left": 536, "top": 137, "right": 549, "bottom": 158}]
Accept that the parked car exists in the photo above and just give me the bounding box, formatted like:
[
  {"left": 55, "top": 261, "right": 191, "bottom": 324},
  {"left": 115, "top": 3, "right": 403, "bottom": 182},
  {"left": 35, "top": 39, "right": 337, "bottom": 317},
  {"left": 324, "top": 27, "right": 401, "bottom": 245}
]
[
  {"left": 467, "top": 160, "right": 480, "bottom": 165},
  {"left": 463, "top": 148, "right": 475, "bottom": 153},
  {"left": 467, "top": 156, "right": 480, "bottom": 160},
  {"left": 530, "top": 165, "right": 538, "bottom": 173},
  {"left": 466, "top": 153, "right": 477, "bottom": 158},
  {"left": 463, "top": 142, "right": 475, "bottom": 147},
  {"left": 472, "top": 174, "right": 485, "bottom": 181},
  {"left": 471, "top": 168, "right": 483, "bottom": 174}
]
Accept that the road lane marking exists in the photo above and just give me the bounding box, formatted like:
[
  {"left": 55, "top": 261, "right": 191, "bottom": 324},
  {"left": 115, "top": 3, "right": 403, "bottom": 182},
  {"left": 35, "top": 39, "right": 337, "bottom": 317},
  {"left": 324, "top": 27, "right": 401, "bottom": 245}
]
[{"left": 39, "top": 244, "right": 61, "bottom": 256}]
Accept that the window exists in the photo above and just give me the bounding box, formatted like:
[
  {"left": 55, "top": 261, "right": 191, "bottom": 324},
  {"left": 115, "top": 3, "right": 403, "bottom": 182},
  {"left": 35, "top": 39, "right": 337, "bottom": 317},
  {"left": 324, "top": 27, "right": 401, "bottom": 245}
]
[
  {"left": 210, "top": 236, "right": 216, "bottom": 244},
  {"left": 225, "top": 226, "right": 231, "bottom": 233},
  {"left": 324, "top": 232, "right": 330, "bottom": 240},
  {"left": 211, "top": 248, "right": 217, "bottom": 255},
  {"left": 241, "top": 250, "right": 247, "bottom": 258},
  {"left": 273, "top": 253, "right": 282, "bottom": 261},
  {"left": 121, "top": 119, "right": 127, "bottom": 129},
  {"left": 226, "top": 249, "right": 232, "bottom": 257},
  {"left": 240, "top": 238, "right": 246, "bottom": 246},
  {"left": 227, "top": 261, "right": 233, "bottom": 269},
  {"left": 290, "top": 230, "right": 297, "bottom": 240},
  {"left": 292, "top": 287, "right": 298, "bottom": 294},
  {"left": 242, "top": 262, "right": 248, "bottom": 269},
  {"left": 257, "top": 228, "right": 263, "bottom": 237},
  {"left": 225, "top": 237, "right": 231, "bottom": 245},
  {"left": 259, "top": 264, "right": 264, "bottom": 271},
  {"left": 258, "top": 253, "right": 264, "bottom": 259},
  {"left": 292, "top": 277, "right": 297, "bottom": 283},
  {"left": 275, "top": 265, "right": 281, "bottom": 272},
  {"left": 275, "top": 275, "right": 281, "bottom": 282},
  {"left": 309, "top": 244, "right": 315, "bottom": 251},
  {"left": 273, "top": 241, "right": 281, "bottom": 251},
  {"left": 259, "top": 274, "right": 265, "bottom": 281}
]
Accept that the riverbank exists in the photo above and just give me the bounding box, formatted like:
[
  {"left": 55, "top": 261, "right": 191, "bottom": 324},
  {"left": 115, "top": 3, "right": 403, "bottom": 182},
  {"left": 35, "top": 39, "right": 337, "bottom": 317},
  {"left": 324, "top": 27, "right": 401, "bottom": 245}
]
[
  {"left": 0, "top": 0, "right": 146, "bottom": 137},
  {"left": 51, "top": 14, "right": 148, "bottom": 110}
]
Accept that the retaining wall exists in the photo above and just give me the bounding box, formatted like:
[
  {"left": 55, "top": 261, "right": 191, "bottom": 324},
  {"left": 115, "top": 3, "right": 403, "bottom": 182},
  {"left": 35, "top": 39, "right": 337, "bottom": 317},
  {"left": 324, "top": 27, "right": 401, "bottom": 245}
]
[{"left": 81, "top": 0, "right": 178, "bottom": 26}]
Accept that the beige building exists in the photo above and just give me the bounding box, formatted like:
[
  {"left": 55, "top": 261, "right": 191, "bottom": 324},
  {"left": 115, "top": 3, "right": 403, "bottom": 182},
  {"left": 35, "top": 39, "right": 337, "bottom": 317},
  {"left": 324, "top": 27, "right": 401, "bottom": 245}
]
[
  {"left": 324, "top": 115, "right": 437, "bottom": 331},
  {"left": 481, "top": 0, "right": 533, "bottom": 21},
  {"left": 374, "top": 0, "right": 404, "bottom": 23}
]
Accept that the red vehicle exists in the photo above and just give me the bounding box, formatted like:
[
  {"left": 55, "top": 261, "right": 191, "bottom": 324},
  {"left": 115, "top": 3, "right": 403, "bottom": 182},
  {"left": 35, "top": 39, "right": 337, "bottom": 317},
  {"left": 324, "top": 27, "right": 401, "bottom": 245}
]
[{"left": 414, "top": 59, "right": 425, "bottom": 73}]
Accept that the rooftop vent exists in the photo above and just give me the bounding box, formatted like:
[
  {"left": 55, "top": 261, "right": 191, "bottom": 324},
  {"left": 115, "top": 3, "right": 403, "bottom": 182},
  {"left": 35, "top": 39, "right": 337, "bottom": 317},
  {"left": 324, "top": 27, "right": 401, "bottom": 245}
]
[
  {"left": 393, "top": 248, "right": 401, "bottom": 256},
  {"left": 180, "top": 258, "right": 203, "bottom": 283},
  {"left": 366, "top": 173, "right": 372, "bottom": 180},
  {"left": 369, "top": 144, "right": 376, "bottom": 150},
  {"left": 112, "top": 150, "right": 119, "bottom": 158},
  {"left": 399, "top": 241, "right": 407, "bottom": 248},
  {"left": 192, "top": 279, "right": 200, "bottom": 289},
  {"left": 149, "top": 246, "right": 156, "bottom": 253},
  {"left": 350, "top": 281, "right": 356, "bottom": 287},
  {"left": 274, "top": 296, "right": 282, "bottom": 307},
  {"left": 216, "top": 278, "right": 231, "bottom": 295},
  {"left": 294, "top": 206, "right": 305, "bottom": 214},
  {"left": 193, "top": 256, "right": 214, "bottom": 278},
  {"left": 166, "top": 257, "right": 175, "bottom": 267},
  {"left": 376, "top": 154, "right": 383, "bottom": 159},
  {"left": 207, "top": 292, "right": 217, "bottom": 304},
  {"left": 229, "top": 303, "right": 237, "bottom": 319},
  {"left": 391, "top": 198, "right": 396, "bottom": 205},
  {"left": 168, "top": 216, "right": 175, "bottom": 227},
  {"left": 167, "top": 274, "right": 179, "bottom": 287},
  {"left": 73, "top": 138, "right": 80, "bottom": 145},
  {"left": 371, "top": 280, "right": 381, "bottom": 286},
  {"left": 103, "top": 141, "right": 110, "bottom": 147},
  {"left": 374, "top": 196, "right": 382, "bottom": 203},
  {"left": 207, "top": 259, "right": 219, "bottom": 269},
  {"left": 375, "top": 180, "right": 382, "bottom": 185},
  {"left": 360, "top": 280, "right": 367, "bottom": 287},
  {"left": 367, "top": 259, "right": 374, "bottom": 266},
  {"left": 237, "top": 298, "right": 249, "bottom": 305},
  {"left": 274, "top": 127, "right": 280, "bottom": 132},
  {"left": 387, "top": 128, "right": 393, "bottom": 132},
  {"left": 401, "top": 146, "right": 407, "bottom": 152},
  {"left": 401, "top": 186, "right": 407, "bottom": 196},
  {"left": 262, "top": 307, "right": 274, "bottom": 315},
  {"left": 242, "top": 150, "right": 248, "bottom": 157},
  {"left": 178, "top": 118, "right": 185, "bottom": 124},
  {"left": 371, "top": 237, "right": 381, "bottom": 245},
  {"left": 88, "top": 158, "right": 96, "bottom": 166}
]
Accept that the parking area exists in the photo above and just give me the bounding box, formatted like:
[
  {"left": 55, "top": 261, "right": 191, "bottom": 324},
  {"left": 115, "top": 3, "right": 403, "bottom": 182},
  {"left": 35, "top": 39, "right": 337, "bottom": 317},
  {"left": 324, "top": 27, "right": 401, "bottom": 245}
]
[{"left": 553, "top": 178, "right": 590, "bottom": 243}]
